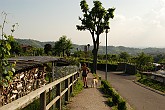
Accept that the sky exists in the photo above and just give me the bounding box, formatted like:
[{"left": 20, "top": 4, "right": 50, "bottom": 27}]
[{"left": 0, "top": 0, "right": 165, "bottom": 48}]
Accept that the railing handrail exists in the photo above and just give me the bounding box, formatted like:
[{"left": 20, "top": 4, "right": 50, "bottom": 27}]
[{"left": 0, "top": 71, "right": 79, "bottom": 110}]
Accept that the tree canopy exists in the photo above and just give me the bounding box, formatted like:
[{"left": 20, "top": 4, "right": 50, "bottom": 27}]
[
  {"left": 53, "top": 36, "right": 72, "bottom": 57},
  {"left": 136, "top": 52, "right": 153, "bottom": 71},
  {"left": 44, "top": 44, "right": 52, "bottom": 55},
  {"left": 77, "top": 0, "right": 115, "bottom": 73}
]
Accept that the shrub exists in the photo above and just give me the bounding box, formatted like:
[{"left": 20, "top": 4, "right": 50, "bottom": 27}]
[
  {"left": 107, "top": 88, "right": 113, "bottom": 96},
  {"left": 101, "top": 80, "right": 111, "bottom": 89},
  {"left": 112, "top": 92, "right": 120, "bottom": 105},
  {"left": 118, "top": 99, "right": 126, "bottom": 110},
  {"left": 101, "top": 80, "right": 127, "bottom": 110},
  {"left": 107, "top": 98, "right": 113, "bottom": 106}
]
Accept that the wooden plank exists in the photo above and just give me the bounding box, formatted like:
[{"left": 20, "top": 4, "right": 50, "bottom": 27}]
[
  {"left": 52, "top": 62, "right": 55, "bottom": 81},
  {"left": 56, "top": 83, "right": 61, "bottom": 110},
  {"left": 65, "top": 79, "right": 69, "bottom": 102},
  {"left": 61, "top": 88, "right": 68, "bottom": 96},
  {"left": 46, "top": 96, "right": 60, "bottom": 110},
  {"left": 70, "top": 76, "right": 73, "bottom": 94},
  {"left": 40, "top": 91, "right": 46, "bottom": 110},
  {"left": 73, "top": 79, "right": 78, "bottom": 84}
]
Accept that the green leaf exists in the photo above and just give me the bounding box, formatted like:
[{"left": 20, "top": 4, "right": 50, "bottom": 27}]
[
  {"left": 5, "top": 76, "right": 10, "bottom": 80},
  {"left": 6, "top": 43, "right": 11, "bottom": 50},
  {"left": 2, "top": 61, "right": 7, "bottom": 66},
  {"left": 8, "top": 35, "right": 14, "bottom": 41},
  {"left": 11, "top": 68, "right": 15, "bottom": 73},
  {"left": 12, "top": 62, "right": 16, "bottom": 67},
  {"left": 8, "top": 71, "right": 13, "bottom": 76},
  {"left": 3, "top": 81, "right": 8, "bottom": 87},
  {"left": 3, "top": 69, "right": 7, "bottom": 74},
  {"left": 7, "top": 51, "right": 10, "bottom": 55}
]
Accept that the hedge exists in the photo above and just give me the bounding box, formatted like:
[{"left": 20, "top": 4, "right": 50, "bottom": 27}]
[{"left": 101, "top": 80, "right": 127, "bottom": 110}]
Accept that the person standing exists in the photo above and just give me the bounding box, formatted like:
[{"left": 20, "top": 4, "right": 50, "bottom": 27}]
[{"left": 81, "top": 63, "right": 90, "bottom": 88}]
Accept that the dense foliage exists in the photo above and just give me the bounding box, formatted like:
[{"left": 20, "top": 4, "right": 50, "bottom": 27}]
[
  {"left": 77, "top": 0, "right": 115, "bottom": 73},
  {"left": 44, "top": 44, "right": 52, "bottom": 55},
  {"left": 137, "top": 74, "right": 165, "bottom": 93},
  {"left": 0, "top": 12, "right": 16, "bottom": 87},
  {"left": 135, "top": 52, "right": 154, "bottom": 71},
  {"left": 101, "top": 80, "right": 127, "bottom": 110},
  {"left": 53, "top": 36, "right": 72, "bottom": 57}
]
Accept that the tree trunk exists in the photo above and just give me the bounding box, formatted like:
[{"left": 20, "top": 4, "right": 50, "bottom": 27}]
[
  {"left": 92, "top": 48, "right": 98, "bottom": 74},
  {"left": 63, "top": 49, "right": 65, "bottom": 57}
]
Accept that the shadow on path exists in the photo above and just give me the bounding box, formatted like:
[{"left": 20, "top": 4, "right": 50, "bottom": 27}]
[{"left": 67, "top": 73, "right": 111, "bottom": 110}]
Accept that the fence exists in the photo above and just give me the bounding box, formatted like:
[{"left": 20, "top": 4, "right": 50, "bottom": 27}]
[
  {"left": 0, "top": 71, "right": 80, "bottom": 110},
  {"left": 53, "top": 66, "right": 79, "bottom": 80}
]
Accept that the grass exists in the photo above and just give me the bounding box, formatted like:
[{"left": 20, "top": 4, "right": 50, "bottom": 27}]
[
  {"left": 22, "top": 98, "right": 40, "bottom": 110},
  {"left": 138, "top": 76, "right": 165, "bottom": 93},
  {"left": 71, "top": 79, "right": 84, "bottom": 97}
]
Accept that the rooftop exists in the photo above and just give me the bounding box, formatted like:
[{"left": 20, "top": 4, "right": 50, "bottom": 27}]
[{"left": 8, "top": 56, "right": 68, "bottom": 72}]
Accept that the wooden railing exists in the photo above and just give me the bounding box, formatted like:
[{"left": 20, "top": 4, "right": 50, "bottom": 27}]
[{"left": 0, "top": 72, "right": 79, "bottom": 110}]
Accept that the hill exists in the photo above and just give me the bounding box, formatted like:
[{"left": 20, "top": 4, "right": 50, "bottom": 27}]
[
  {"left": 15, "top": 38, "right": 165, "bottom": 55},
  {"left": 15, "top": 39, "right": 55, "bottom": 48}
]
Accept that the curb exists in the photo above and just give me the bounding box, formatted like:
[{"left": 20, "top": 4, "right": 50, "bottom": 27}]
[{"left": 133, "top": 80, "right": 165, "bottom": 96}]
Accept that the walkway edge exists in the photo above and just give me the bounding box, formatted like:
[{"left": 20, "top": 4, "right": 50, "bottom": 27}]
[{"left": 133, "top": 80, "right": 165, "bottom": 96}]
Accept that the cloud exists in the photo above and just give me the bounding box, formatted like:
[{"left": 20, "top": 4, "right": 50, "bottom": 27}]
[
  {"left": 146, "top": 0, "right": 165, "bottom": 27},
  {"left": 109, "top": 0, "right": 165, "bottom": 47}
]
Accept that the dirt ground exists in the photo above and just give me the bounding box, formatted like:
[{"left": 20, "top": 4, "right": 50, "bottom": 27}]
[{"left": 67, "top": 73, "right": 111, "bottom": 110}]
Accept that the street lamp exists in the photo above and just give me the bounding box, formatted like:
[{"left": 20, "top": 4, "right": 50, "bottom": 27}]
[{"left": 105, "top": 25, "right": 110, "bottom": 80}]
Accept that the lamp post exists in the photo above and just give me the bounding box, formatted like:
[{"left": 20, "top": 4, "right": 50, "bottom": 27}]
[
  {"left": 87, "top": 44, "right": 90, "bottom": 67},
  {"left": 105, "top": 25, "right": 110, "bottom": 80}
]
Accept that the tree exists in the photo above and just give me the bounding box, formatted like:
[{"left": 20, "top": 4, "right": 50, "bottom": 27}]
[
  {"left": 77, "top": 0, "right": 115, "bottom": 73},
  {"left": 136, "top": 52, "right": 153, "bottom": 71},
  {"left": 73, "top": 50, "right": 85, "bottom": 58},
  {"left": 154, "top": 54, "right": 165, "bottom": 63},
  {"left": 111, "top": 54, "right": 118, "bottom": 62},
  {"left": 9, "top": 40, "right": 23, "bottom": 56},
  {"left": 31, "top": 47, "right": 44, "bottom": 56},
  {"left": 119, "top": 52, "right": 130, "bottom": 62},
  {"left": 44, "top": 44, "right": 52, "bottom": 55},
  {"left": 53, "top": 36, "right": 72, "bottom": 57}
]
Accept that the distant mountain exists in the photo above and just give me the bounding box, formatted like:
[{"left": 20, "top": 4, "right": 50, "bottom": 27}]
[
  {"left": 15, "top": 38, "right": 165, "bottom": 55},
  {"left": 15, "top": 39, "right": 55, "bottom": 48}
]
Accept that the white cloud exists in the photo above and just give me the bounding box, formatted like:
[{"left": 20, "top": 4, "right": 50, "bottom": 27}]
[{"left": 109, "top": 0, "right": 165, "bottom": 48}]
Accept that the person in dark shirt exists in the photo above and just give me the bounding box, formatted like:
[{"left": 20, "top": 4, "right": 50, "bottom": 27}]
[{"left": 81, "top": 63, "right": 90, "bottom": 88}]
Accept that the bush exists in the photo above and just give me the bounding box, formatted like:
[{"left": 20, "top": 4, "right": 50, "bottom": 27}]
[
  {"left": 107, "top": 88, "right": 113, "bottom": 96},
  {"left": 101, "top": 80, "right": 111, "bottom": 89},
  {"left": 101, "top": 80, "right": 127, "bottom": 110},
  {"left": 107, "top": 98, "right": 113, "bottom": 106},
  {"left": 118, "top": 99, "right": 126, "bottom": 110},
  {"left": 112, "top": 92, "right": 120, "bottom": 105}
]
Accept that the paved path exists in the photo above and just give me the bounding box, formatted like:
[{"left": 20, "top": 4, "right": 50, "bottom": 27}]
[
  {"left": 67, "top": 73, "right": 111, "bottom": 110},
  {"left": 98, "top": 70, "right": 165, "bottom": 110}
]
